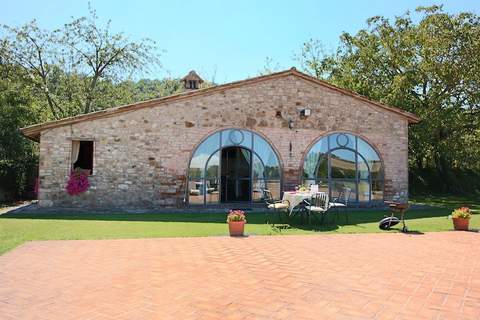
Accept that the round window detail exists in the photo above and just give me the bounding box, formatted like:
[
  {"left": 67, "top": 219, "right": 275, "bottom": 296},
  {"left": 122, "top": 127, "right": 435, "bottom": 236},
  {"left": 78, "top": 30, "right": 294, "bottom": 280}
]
[
  {"left": 336, "top": 133, "right": 349, "bottom": 147},
  {"left": 229, "top": 129, "right": 244, "bottom": 145}
]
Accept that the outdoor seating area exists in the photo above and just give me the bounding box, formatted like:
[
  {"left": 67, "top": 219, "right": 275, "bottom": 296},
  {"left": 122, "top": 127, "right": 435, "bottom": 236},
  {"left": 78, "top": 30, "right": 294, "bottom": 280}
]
[{"left": 264, "top": 185, "right": 352, "bottom": 225}]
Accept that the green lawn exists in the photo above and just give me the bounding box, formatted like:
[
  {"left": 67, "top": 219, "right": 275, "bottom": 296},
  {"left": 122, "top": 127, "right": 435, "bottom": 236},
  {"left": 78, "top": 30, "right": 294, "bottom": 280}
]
[
  {"left": 411, "top": 194, "right": 480, "bottom": 211},
  {"left": 0, "top": 195, "right": 478, "bottom": 255}
]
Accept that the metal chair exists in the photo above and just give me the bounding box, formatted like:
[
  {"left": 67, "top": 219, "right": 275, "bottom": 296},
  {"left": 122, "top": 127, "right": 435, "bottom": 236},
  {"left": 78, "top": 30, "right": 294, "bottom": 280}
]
[
  {"left": 303, "top": 192, "right": 330, "bottom": 224},
  {"left": 263, "top": 189, "right": 290, "bottom": 224},
  {"left": 329, "top": 187, "right": 352, "bottom": 223}
]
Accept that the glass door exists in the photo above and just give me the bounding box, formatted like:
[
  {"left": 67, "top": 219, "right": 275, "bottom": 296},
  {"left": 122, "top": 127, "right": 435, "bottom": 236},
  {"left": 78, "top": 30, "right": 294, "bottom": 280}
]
[{"left": 220, "top": 147, "right": 251, "bottom": 202}]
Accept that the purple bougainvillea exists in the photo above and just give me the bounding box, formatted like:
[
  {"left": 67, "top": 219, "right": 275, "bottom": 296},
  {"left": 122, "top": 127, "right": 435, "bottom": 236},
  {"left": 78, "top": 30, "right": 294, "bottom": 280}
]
[{"left": 66, "top": 169, "right": 90, "bottom": 195}]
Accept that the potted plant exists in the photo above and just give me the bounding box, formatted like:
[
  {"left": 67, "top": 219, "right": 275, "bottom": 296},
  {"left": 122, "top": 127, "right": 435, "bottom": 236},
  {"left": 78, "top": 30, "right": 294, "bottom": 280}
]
[
  {"left": 451, "top": 207, "right": 472, "bottom": 231},
  {"left": 227, "top": 210, "right": 246, "bottom": 236}
]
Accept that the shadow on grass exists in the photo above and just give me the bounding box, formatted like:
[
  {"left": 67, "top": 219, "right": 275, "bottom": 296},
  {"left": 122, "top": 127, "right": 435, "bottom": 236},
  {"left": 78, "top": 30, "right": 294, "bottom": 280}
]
[
  {"left": 411, "top": 195, "right": 480, "bottom": 211},
  {"left": 1, "top": 207, "right": 463, "bottom": 236}
]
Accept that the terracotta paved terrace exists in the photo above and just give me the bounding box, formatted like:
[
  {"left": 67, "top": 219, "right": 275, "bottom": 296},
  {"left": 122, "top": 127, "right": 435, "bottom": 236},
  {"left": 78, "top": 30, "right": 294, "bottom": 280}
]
[{"left": 1, "top": 232, "right": 479, "bottom": 320}]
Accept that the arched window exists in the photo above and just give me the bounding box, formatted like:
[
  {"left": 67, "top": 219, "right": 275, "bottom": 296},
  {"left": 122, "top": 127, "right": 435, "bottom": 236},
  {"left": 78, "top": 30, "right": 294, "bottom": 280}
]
[
  {"left": 188, "top": 129, "right": 281, "bottom": 205},
  {"left": 302, "top": 133, "right": 384, "bottom": 203}
]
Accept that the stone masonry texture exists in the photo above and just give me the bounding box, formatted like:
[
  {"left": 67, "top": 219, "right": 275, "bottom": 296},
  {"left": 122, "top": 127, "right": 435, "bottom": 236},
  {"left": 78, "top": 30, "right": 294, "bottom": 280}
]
[{"left": 37, "top": 74, "right": 410, "bottom": 208}]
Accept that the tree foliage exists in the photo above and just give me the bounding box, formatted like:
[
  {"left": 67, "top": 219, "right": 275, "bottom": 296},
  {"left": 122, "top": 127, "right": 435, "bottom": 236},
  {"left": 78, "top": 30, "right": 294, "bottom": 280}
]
[
  {"left": 0, "top": 9, "right": 186, "bottom": 203},
  {"left": 258, "top": 57, "right": 282, "bottom": 75},
  {"left": 0, "top": 63, "right": 41, "bottom": 202},
  {"left": 1, "top": 6, "right": 161, "bottom": 119},
  {"left": 297, "top": 6, "right": 480, "bottom": 194}
]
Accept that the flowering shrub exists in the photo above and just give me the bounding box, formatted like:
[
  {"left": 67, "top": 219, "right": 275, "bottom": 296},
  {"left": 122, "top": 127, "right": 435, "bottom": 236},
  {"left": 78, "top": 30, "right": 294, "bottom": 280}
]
[
  {"left": 451, "top": 207, "right": 472, "bottom": 219},
  {"left": 66, "top": 169, "right": 90, "bottom": 195},
  {"left": 227, "top": 210, "right": 246, "bottom": 222}
]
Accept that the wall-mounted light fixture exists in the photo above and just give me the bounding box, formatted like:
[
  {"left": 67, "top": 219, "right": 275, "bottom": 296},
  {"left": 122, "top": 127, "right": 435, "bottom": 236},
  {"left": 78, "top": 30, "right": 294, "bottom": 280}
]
[{"left": 299, "top": 108, "right": 311, "bottom": 117}]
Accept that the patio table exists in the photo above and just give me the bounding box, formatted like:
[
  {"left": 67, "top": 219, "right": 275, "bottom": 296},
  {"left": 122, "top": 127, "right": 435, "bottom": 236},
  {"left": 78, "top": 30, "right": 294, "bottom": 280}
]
[{"left": 282, "top": 191, "right": 321, "bottom": 215}]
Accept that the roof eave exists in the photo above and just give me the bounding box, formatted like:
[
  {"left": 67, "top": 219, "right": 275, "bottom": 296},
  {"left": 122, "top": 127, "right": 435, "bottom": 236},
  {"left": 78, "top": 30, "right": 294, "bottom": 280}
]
[{"left": 20, "top": 127, "right": 40, "bottom": 142}]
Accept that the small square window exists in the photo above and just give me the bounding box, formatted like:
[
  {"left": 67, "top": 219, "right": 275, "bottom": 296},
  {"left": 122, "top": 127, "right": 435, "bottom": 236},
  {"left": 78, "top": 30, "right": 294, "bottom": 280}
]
[{"left": 72, "top": 140, "right": 94, "bottom": 175}]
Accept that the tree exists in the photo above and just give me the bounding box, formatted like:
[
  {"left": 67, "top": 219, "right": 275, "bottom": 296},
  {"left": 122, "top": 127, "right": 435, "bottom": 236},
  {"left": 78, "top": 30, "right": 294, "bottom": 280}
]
[
  {"left": 1, "top": 6, "right": 161, "bottom": 119},
  {"left": 99, "top": 78, "right": 185, "bottom": 107},
  {"left": 296, "top": 6, "right": 480, "bottom": 193},
  {"left": 258, "top": 57, "right": 282, "bottom": 75},
  {"left": 0, "top": 6, "right": 170, "bottom": 203},
  {"left": 295, "top": 39, "right": 335, "bottom": 79},
  {"left": 0, "top": 62, "right": 40, "bottom": 202}
]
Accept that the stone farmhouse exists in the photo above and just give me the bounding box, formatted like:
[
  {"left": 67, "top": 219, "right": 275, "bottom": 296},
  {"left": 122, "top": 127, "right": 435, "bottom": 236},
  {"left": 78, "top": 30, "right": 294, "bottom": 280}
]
[{"left": 21, "top": 68, "right": 420, "bottom": 208}]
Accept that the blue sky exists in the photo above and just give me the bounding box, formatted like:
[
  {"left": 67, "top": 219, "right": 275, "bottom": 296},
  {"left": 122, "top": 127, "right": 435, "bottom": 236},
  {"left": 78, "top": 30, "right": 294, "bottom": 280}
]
[{"left": 2, "top": 0, "right": 479, "bottom": 83}]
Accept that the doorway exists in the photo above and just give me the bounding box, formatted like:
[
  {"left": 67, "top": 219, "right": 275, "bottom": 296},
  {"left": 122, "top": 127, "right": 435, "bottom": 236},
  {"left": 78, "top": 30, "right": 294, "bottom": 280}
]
[{"left": 220, "top": 146, "right": 251, "bottom": 202}]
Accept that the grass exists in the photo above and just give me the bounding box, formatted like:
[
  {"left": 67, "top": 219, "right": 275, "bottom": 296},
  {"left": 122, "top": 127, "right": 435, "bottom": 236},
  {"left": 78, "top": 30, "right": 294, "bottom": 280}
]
[
  {"left": 0, "top": 195, "right": 478, "bottom": 255},
  {"left": 411, "top": 194, "right": 480, "bottom": 211}
]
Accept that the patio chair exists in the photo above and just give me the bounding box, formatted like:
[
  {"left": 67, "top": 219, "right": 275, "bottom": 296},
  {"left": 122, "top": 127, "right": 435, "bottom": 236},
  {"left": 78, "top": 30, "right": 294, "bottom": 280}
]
[
  {"left": 303, "top": 192, "right": 330, "bottom": 224},
  {"left": 329, "top": 188, "right": 352, "bottom": 223},
  {"left": 263, "top": 189, "right": 290, "bottom": 224},
  {"left": 289, "top": 198, "right": 309, "bottom": 224}
]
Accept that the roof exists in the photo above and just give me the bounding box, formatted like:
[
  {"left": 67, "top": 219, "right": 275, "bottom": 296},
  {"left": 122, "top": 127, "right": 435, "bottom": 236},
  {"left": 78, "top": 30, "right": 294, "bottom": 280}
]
[{"left": 20, "top": 68, "right": 420, "bottom": 141}]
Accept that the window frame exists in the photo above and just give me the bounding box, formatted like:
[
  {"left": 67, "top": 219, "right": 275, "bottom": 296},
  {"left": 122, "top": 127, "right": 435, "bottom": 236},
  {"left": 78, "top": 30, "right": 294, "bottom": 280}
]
[
  {"left": 187, "top": 128, "right": 282, "bottom": 206},
  {"left": 302, "top": 133, "right": 384, "bottom": 204},
  {"left": 70, "top": 138, "right": 96, "bottom": 176}
]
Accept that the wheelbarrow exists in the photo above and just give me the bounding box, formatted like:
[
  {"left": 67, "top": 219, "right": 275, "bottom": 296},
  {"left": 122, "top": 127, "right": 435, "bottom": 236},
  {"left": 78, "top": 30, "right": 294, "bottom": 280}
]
[{"left": 379, "top": 201, "right": 410, "bottom": 232}]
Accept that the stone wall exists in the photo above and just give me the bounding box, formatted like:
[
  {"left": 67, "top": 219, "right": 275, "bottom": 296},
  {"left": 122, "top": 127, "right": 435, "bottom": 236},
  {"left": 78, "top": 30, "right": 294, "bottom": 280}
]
[{"left": 38, "top": 74, "right": 409, "bottom": 208}]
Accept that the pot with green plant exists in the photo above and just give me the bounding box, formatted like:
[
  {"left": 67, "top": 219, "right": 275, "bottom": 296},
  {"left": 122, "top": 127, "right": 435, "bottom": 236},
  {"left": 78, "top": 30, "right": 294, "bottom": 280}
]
[
  {"left": 227, "top": 210, "right": 246, "bottom": 236},
  {"left": 451, "top": 207, "right": 472, "bottom": 231}
]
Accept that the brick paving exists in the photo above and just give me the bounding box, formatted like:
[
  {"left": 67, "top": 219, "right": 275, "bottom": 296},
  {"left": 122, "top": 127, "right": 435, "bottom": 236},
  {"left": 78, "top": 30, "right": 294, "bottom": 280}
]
[{"left": 0, "top": 232, "right": 479, "bottom": 319}]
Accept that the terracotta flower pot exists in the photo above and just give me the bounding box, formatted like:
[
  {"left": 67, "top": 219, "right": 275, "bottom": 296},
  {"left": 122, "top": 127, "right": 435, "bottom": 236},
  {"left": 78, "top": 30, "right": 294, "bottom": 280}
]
[
  {"left": 228, "top": 221, "right": 245, "bottom": 236},
  {"left": 452, "top": 217, "right": 469, "bottom": 231}
]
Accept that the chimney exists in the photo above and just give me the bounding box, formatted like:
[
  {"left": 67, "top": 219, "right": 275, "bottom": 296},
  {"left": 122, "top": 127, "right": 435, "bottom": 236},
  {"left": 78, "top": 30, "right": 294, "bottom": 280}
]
[{"left": 181, "top": 70, "right": 204, "bottom": 90}]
